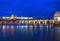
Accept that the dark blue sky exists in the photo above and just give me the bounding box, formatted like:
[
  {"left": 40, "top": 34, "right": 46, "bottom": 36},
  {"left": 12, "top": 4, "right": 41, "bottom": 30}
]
[{"left": 0, "top": 0, "right": 60, "bottom": 18}]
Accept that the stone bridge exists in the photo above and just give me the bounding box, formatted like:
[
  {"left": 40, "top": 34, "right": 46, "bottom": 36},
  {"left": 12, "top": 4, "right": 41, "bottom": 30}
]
[
  {"left": 16, "top": 19, "right": 54, "bottom": 24},
  {"left": 0, "top": 19, "right": 54, "bottom": 24}
]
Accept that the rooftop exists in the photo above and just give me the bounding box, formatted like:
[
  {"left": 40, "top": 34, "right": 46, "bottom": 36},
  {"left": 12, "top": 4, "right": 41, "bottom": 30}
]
[{"left": 54, "top": 12, "right": 60, "bottom": 17}]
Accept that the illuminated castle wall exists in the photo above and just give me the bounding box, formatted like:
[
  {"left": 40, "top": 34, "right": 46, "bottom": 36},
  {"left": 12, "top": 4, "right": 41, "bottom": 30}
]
[{"left": 2, "top": 14, "right": 33, "bottom": 19}]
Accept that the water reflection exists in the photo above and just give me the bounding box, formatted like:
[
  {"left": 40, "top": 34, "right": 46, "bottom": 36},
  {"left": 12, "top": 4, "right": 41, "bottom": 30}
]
[
  {"left": 0, "top": 24, "right": 52, "bottom": 34},
  {"left": 1, "top": 24, "right": 54, "bottom": 36},
  {"left": 2, "top": 25, "right": 6, "bottom": 37},
  {"left": 0, "top": 24, "right": 60, "bottom": 41},
  {"left": 54, "top": 26, "right": 60, "bottom": 41}
]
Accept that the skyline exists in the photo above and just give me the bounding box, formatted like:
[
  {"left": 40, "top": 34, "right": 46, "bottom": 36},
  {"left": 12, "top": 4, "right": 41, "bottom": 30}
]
[
  {"left": 0, "top": 0, "right": 60, "bottom": 18},
  {"left": 0, "top": 11, "right": 59, "bottom": 19}
]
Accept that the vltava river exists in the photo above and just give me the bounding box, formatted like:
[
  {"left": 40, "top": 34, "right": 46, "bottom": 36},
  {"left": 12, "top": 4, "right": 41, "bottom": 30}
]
[{"left": 0, "top": 24, "right": 60, "bottom": 41}]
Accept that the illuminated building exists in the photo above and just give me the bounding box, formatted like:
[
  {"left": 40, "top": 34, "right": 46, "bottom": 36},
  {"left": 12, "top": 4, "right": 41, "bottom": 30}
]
[
  {"left": 54, "top": 12, "right": 60, "bottom": 22},
  {"left": 2, "top": 16, "right": 6, "bottom": 19},
  {"left": 10, "top": 14, "right": 17, "bottom": 19},
  {"left": 2, "top": 14, "right": 33, "bottom": 20},
  {"left": 0, "top": 11, "right": 60, "bottom": 25},
  {"left": 16, "top": 17, "right": 33, "bottom": 19}
]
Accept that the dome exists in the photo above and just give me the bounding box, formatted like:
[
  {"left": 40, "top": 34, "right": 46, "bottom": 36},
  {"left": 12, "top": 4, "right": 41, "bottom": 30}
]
[{"left": 10, "top": 14, "right": 17, "bottom": 19}]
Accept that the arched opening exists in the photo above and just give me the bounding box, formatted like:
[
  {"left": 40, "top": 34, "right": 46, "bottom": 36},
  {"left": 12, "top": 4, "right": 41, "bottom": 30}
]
[
  {"left": 40, "top": 21, "right": 43, "bottom": 24},
  {"left": 35, "top": 21, "right": 37, "bottom": 24},
  {"left": 46, "top": 21, "right": 50, "bottom": 24}
]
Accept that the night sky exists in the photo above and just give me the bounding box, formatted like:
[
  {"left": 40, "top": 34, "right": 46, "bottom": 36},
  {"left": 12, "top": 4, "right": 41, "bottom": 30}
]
[{"left": 0, "top": 0, "right": 60, "bottom": 18}]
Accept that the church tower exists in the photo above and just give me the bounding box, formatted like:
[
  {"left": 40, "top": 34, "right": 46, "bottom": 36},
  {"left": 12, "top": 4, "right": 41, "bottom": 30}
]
[{"left": 10, "top": 14, "right": 17, "bottom": 19}]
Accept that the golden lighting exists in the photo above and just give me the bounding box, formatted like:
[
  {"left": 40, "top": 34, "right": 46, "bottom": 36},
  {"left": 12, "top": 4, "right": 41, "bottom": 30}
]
[
  {"left": 11, "top": 14, "right": 16, "bottom": 19},
  {"left": 3, "top": 25, "right": 6, "bottom": 30}
]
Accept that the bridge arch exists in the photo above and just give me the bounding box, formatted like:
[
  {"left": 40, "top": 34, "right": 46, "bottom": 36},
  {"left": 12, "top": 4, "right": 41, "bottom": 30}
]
[
  {"left": 46, "top": 21, "right": 50, "bottom": 24},
  {"left": 40, "top": 21, "right": 44, "bottom": 24}
]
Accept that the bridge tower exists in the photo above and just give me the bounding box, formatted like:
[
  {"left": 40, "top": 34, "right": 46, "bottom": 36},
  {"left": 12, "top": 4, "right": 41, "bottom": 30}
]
[{"left": 54, "top": 12, "right": 60, "bottom": 23}]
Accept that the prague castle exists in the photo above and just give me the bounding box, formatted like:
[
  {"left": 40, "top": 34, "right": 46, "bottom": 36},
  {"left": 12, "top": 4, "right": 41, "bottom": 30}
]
[
  {"left": 0, "top": 12, "right": 60, "bottom": 24},
  {"left": 2, "top": 14, "right": 33, "bottom": 20}
]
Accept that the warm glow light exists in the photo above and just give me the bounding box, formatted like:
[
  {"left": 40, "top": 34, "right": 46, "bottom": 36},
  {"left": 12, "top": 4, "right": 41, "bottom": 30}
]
[
  {"left": 10, "top": 14, "right": 16, "bottom": 19},
  {"left": 57, "top": 17, "right": 60, "bottom": 21},
  {"left": 3, "top": 25, "right": 6, "bottom": 30},
  {"left": 2, "top": 16, "right": 5, "bottom": 19},
  {"left": 11, "top": 16, "right": 15, "bottom": 19}
]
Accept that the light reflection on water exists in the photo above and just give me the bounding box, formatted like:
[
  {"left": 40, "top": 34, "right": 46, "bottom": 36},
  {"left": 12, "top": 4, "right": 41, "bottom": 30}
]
[{"left": 0, "top": 24, "right": 60, "bottom": 41}]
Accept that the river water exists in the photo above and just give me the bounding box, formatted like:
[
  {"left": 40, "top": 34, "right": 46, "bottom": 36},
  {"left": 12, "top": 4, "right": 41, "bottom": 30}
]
[{"left": 0, "top": 24, "right": 60, "bottom": 41}]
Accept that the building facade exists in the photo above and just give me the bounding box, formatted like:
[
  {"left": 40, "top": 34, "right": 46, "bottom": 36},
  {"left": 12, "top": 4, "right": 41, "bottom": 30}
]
[
  {"left": 54, "top": 12, "right": 60, "bottom": 22},
  {"left": 2, "top": 14, "right": 33, "bottom": 20}
]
